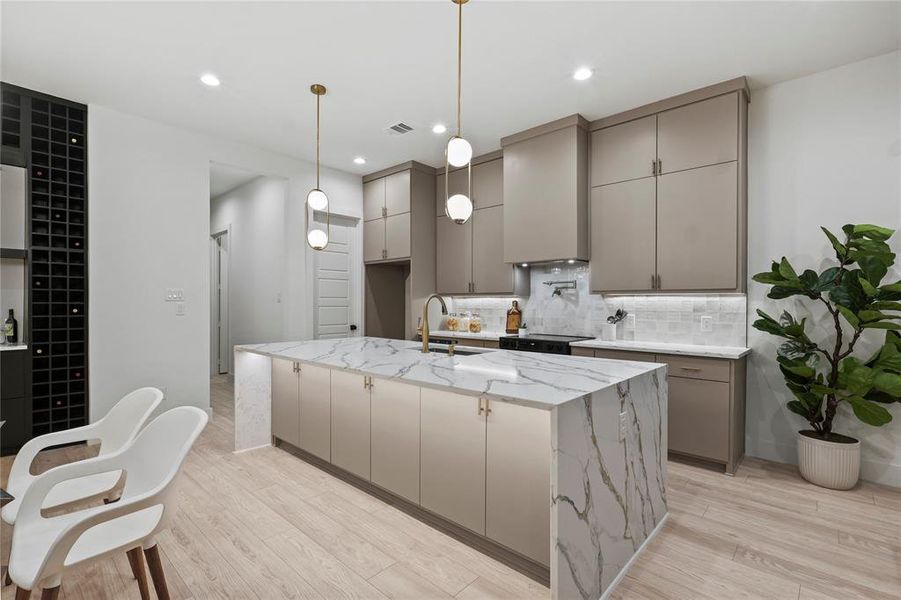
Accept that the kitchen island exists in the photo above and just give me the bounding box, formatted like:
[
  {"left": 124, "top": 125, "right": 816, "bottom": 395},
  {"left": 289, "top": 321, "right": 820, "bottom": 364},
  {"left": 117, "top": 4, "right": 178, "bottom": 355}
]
[{"left": 234, "top": 336, "right": 667, "bottom": 600}]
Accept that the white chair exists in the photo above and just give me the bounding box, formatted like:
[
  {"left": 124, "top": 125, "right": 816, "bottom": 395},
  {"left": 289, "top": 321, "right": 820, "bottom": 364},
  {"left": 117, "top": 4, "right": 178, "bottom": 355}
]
[
  {"left": 8, "top": 406, "right": 208, "bottom": 599},
  {"left": 2, "top": 387, "right": 164, "bottom": 527}
]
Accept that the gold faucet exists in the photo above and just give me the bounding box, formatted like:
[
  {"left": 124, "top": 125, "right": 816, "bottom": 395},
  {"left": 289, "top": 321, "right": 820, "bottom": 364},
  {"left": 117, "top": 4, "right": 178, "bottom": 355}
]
[{"left": 422, "top": 293, "right": 448, "bottom": 353}]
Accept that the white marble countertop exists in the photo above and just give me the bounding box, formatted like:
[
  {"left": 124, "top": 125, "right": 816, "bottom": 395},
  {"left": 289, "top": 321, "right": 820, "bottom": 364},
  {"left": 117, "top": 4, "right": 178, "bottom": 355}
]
[
  {"left": 0, "top": 344, "right": 28, "bottom": 352},
  {"left": 570, "top": 339, "right": 751, "bottom": 359},
  {"left": 236, "top": 336, "right": 663, "bottom": 410},
  {"left": 425, "top": 330, "right": 503, "bottom": 341}
]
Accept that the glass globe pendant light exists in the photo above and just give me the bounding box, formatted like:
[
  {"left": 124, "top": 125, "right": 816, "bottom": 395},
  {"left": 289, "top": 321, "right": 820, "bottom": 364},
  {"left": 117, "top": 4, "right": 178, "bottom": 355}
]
[
  {"left": 444, "top": 0, "right": 473, "bottom": 225},
  {"left": 306, "top": 83, "right": 330, "bottom": 250}
]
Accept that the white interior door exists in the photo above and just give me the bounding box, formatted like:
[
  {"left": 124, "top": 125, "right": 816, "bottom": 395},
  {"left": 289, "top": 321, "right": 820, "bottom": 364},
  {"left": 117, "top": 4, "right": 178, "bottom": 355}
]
[
  {"left": 313, "top": 215, "right": 356, "bottom": 339},
  {"left": 211, "top": 231, "right": 230, "bottom": 373}
]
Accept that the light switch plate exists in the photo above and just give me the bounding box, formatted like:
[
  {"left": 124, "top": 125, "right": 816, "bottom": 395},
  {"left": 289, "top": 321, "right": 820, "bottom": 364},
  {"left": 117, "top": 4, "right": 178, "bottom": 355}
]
[{"left": 701, "top": 315, "right": 713, "bottom": 332}]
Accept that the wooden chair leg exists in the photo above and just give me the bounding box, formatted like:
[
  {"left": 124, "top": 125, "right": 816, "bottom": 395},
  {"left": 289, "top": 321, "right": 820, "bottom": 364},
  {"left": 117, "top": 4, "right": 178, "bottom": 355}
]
[
  {"left": 39, "top": 587, "right": 60, "bottom": 600},
  {"left": 143, "top": 544, "right": 170, "bottom": 600},
  {"left": 127, "top": 548, "right": 151, "bottom": 600},
  {"left": 14, "top": 586, "right": 30, "bottom": 600}
]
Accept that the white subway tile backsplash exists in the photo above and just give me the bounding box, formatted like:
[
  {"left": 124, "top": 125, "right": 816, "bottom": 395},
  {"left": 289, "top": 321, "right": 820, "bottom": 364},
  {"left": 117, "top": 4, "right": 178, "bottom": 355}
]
[{"left": 444, "top": 264, "right": 748, "bottom": 347}]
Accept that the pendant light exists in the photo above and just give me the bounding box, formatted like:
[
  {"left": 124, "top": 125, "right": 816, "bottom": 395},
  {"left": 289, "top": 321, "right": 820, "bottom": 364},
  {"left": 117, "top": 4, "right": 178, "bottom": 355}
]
[
  {"left": 306, "top": 84, "right": 330, "bottom": 250},
  {"left": 444, "top": 0, "right": 473, "bottom": 225}
]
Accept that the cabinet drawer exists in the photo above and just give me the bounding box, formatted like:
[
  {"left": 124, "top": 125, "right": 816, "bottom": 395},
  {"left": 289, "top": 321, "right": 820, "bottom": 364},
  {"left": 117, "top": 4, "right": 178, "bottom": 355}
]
[
  {"left": 668, "top": 376, "right": 730, "bottom": 462},
  {"left": 595, "top": 349, "right": 656, "bottom": 362},
  {"left": 658, "top": 354, "right": 730, "bottom": 383}
]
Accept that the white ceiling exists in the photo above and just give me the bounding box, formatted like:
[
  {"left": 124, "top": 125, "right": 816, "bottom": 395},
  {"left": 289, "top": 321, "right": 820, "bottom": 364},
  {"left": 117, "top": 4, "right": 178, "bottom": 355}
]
[
  {"left": 2, "top": 1, "right": 898, "bottom": 176},
  {"left": 209, "top": 162, "right": 262, "bottom": 199}
]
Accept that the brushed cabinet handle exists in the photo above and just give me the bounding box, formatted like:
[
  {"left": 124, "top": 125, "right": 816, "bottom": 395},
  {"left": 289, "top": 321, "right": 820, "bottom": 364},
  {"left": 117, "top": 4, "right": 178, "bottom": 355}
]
[
  {"left": 484, "top": 398, "right": 492, "bottom": 416},
  {"left": 382, "top": 206, "right": 387, "bottom": 218},
  {"left": 651, "top": 160, "right": 656, "bottom": 176},
  {"left": 657, "top": 159, "right": 662, "bottom": 174},
  {"left": 651, "top": 275, "right": 656, "bottom": 289},
  {"left": 680, "top": 367, "right": 702, "bottom": 372},
  {"left": 478, "top": 398, "right": 484, "bottom": 415},
  {"left": 657, "top": 274, "right": 662, "bottom": 289}
]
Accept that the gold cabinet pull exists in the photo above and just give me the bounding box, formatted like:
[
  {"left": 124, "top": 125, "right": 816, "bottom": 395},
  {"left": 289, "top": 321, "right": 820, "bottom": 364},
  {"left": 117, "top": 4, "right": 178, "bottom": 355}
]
[
  {"left": 484, "top": 398, "right": 492, "bottom": 416},
  {"left": 478, "top": 397, "right": 484, "bottom": 415},
  {"left": 680, "top": 367, "right": 702, "bottom": 372}
]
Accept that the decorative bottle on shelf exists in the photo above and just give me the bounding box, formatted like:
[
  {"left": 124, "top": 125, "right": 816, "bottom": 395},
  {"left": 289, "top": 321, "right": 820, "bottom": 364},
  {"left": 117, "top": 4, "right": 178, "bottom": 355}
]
[
  {"left": 4, "top": 309, "right": 18, "bottom": 344},
  {"left": 505, "top": 300, "right": 522, "bottom": 334}
]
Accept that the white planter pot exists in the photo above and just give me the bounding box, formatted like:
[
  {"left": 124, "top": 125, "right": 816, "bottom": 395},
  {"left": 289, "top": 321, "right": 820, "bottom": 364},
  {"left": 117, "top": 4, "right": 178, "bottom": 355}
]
[{"left": 797, "top": 430, "right": 861, "bottom": 490}]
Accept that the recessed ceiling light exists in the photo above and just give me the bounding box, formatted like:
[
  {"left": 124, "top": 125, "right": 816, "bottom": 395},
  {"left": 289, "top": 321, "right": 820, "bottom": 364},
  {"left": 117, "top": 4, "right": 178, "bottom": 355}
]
[
  {"left": 353, "top": 157, "right": 367, "bottom": 165},
  {"left": 573, "top": 67, "right": 593, "bottom": 81},
  {"left": 200, "top": 73, "right": 221, "bottom": 87},
  {"left": 432, "top": 123, "right": 447, "bottom": 134}
]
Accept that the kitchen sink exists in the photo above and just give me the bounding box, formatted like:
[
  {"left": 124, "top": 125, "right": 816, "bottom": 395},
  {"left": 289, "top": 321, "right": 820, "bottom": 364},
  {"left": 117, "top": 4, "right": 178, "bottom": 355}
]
[{"left": 414, "top": 345, "right": 495, "bottom": 356}]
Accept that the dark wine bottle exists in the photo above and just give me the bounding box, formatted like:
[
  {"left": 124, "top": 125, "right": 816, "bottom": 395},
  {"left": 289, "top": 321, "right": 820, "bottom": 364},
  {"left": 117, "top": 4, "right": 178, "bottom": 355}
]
[{"left": 4, "top": 309, "right": 18, "bottom": 344}]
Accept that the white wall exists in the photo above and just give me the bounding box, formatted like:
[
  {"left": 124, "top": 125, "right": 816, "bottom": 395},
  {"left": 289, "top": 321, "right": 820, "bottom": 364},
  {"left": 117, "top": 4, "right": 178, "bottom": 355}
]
[
  {"left": 89, "top": 105, "right": 361, "bottom": 420},
  {"left": 210, "top": 176, "right": 287, "bottom": 373},
  {"left": 747, "top": 51, "right": 901, "bottom": 485}
]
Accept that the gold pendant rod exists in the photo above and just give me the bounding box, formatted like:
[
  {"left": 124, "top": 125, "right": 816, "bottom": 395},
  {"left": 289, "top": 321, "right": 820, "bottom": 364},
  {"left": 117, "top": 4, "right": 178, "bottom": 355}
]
[{"left": 456, "top": 0, "right": 462, "bottom": 137}]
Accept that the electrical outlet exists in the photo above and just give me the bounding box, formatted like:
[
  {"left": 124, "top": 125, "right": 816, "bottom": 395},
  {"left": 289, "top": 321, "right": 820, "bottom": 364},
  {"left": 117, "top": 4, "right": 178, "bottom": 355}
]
[
  {"left": 626, "top": 314, "right": 636, "bottom": 330},
  {"left": 175, "top": 302, "right": 186, "bottom": 316},
  {"left": 701, "top": 315, "right": 713, "bottom": 333},
  {"left": 165, "top": 288, "right": 185, "bottom": 302},
  {"left": 619, "top": 411, "right": 627, "bottom": 441}
]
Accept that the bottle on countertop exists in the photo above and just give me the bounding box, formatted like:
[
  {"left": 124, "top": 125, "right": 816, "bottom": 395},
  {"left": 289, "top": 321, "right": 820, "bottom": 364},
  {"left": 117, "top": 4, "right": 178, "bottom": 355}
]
[
  {"left": 506, "top": 300, "right": 522, "bottom": 334},
  {"left": 4, "top": 309, "right": 18, "bottom": 344}
]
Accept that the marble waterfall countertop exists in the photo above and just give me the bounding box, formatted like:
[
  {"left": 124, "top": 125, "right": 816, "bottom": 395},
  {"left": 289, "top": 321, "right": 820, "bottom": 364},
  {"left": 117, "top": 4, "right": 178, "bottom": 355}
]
[
  {"left": 570, "top": 338, "right": 751, "bottom": 359},
  {"left": 236, "top": 336, "right": 662, "bottom": 410}
]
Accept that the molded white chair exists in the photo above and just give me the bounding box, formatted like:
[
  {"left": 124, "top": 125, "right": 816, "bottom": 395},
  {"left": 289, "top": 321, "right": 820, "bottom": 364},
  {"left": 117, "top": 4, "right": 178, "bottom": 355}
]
[
  {"left": 8, "top": 406, "right": 208, "bottom": 600},
  {"left": 2, "top": 387, "right": 164, "bottom": 526}
]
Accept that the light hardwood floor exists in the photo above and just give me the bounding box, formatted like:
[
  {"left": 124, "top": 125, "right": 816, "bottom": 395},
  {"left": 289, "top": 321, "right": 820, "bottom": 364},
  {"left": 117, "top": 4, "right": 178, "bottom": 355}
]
[{"left": 2, "top": 375, "right": 900, "bottom": 599}]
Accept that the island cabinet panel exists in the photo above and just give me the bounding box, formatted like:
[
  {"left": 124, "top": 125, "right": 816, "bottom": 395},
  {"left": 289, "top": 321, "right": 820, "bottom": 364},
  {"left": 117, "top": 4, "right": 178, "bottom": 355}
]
[
  {"left": 271, "top": 359, "right": 300, "bottom": 447},
  {"left": 299, "top": 364, "right": 331, "bottom": 461},
  {"left": 330, "top": 370, "right": 371, "bottom": 480},
  {"left": 667, "top": 376, "right": 730, "bottom": 462},
  {"left": 657, "top": 93, "right": 738, "bottom": 175},
  {"left": 656, "top": 162, "right": 738, "bottom": 291},
  {"left": 485, "top": 399, "right": 551, "bottom": 566},
  {"left": 370, "top": 379, "right": 421, "bottom": 503},
  {"left": 590, "top": 115, "right": 657, "bottom": 186},
  {"left": 420, "top": 388, "right": 486, "bottom": 534},
  {"left": 590, "top": 177, "right": 657, "bottom": 292}
]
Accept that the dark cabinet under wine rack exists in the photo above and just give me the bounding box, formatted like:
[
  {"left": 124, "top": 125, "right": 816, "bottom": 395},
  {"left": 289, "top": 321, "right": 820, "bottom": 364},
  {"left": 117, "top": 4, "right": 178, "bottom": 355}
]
[{"left": 2, "top": 83, "right": 89, "bottom": 444}]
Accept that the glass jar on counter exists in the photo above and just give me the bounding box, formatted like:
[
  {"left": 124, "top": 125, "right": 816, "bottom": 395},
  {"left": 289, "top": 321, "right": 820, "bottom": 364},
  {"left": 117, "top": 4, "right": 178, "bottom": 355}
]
[
  {"left": 459, "top": 311, "right": 471, "bottom": 333},
  {"left": 445, "top": 312, "right": 459, "bottom": 331},
  {"left": 469, "top": 312, "right": 482, "bottom": 333}
]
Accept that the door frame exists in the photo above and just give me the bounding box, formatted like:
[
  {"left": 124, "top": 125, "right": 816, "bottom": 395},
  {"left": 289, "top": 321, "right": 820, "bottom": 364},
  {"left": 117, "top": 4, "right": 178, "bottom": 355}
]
[{"left": 210, "top": 227, "right": 231, "bottom": 374}]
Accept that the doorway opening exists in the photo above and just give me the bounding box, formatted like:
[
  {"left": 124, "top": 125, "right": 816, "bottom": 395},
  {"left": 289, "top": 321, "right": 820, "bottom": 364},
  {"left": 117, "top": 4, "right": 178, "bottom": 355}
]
[{"left": 210, "top": 230, "right": 229, "bottom": 374}]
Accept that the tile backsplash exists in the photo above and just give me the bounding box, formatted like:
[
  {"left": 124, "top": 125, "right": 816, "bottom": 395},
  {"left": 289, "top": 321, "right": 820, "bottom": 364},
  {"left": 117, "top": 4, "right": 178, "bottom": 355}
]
[{"left": 446, "top": 263, "right": 747, "bottom": 347}]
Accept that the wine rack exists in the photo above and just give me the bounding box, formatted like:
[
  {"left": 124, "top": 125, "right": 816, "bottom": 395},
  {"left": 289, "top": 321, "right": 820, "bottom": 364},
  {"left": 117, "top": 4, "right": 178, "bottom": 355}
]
[{"left": 27, "top": 92, "right": 88, "bottom": 437}]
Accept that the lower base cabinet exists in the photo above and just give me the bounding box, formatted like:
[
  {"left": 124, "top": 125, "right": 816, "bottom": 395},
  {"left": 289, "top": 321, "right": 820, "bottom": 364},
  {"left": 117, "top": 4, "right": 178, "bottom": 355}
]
[
  {"left": 486, "top": 400, "right": 551, "bottom": 566},
  {"left": 420, "top": 388, "right": 487, "bottom": 534},
  {"left": 330, "top": 371, "right": 371, "bottom": 479},
  {"left": 272, "top": 359, "right": 301, "bottom": 447},
  {"left": 371, "top": 379, "right": 420, "bottom": 503},
  {"left": 299, "top": 364, "right": 331, "bottom": 461}
]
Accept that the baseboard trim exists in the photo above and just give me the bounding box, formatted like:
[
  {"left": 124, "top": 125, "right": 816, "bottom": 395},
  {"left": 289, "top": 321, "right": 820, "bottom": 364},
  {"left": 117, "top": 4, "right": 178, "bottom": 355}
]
[
  {"left": 601, "top": 512, "right": 669, "bottom": 600},
  {"left": 232, "top": 442, "right": 272, "bottom": 455},
  {"left": 275, "top": 439, "right": 551, "bottom": 587}
]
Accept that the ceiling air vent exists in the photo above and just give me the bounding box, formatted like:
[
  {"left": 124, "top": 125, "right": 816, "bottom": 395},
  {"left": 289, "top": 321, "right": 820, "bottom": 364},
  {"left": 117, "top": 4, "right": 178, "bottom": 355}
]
[{"left": 386, "top": 122, "right": 414, "bottom": 135}]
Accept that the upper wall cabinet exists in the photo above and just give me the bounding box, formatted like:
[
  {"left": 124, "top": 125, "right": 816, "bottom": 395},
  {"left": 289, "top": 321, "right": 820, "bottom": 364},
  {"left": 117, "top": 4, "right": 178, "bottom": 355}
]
[
  {"left": 501, "top": 116, "right": 590, "bottom": 264},
  {"left": 363, "top": 166, "right": 429, "bottom": 264},
  {"left": 364, "top": 170, "right": 410, "bottom": 222},
  {"left": 589, "top": 85, "right": 748, "bottom": 293}
]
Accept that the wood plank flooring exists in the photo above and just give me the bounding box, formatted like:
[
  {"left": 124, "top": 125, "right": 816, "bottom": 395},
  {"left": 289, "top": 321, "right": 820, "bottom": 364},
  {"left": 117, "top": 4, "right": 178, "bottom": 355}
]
[{"left": 2, "top": 374, "right": 899, "bottom": 599}]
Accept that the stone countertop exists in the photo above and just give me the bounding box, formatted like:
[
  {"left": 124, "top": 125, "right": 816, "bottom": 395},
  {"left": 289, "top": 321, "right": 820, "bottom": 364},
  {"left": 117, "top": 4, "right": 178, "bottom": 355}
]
[
  {"left": 0, "top": 344, "right": 27, "bottom": 352},
  {"left": 236, "top": 336, "right": 663, "bottom": 410},
  {"left": 570, "top": 338, "right": 751, "bottom": 360}
]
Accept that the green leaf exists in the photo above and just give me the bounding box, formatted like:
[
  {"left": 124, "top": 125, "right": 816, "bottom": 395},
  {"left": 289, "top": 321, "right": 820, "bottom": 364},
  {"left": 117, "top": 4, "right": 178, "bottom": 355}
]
[
  {"left": 836, "top": 305, "right": 860, "bottom": 329},
  {"left": 857, "top": 255, "right": 889, "bottom": 287},
  {"left": 769, "top": 286, "right": 806, "bottom": 300},
  {"left": 859, "top": 276, "right": 878, "bottom": 297},
  {"left": 853, "top": 224, "right": 894, "bottom": 241},
  {"left": 816, "top": 267, "right": 841, "bottom": 292},
  {"left": 840, "top": 361, "right": 875, "bottom": 396},
  {"left": 786, "top": 400, "right": 812, "bottom": 419},
  {"left": 859, "top": 310, "right": 888, "bottom": 323},
  {"left": 873, "top": 371, "right": 901, "bottom": 397},
  {"left": 778, "top": 356, "right": 816, "bottom": 379},
  {"left": 752, "top": 271, "right": 786, "bottom": 285},
  {"left": 821, "top": 227, "right": 847, "bottom": 260},
  {"left": 862, "top": 322, "right": 901, "bottom": 330},
  {"left": 830, "top": 276, "right": 867, "bottom": 312},
  {"left": 881, "top": 282, "right": 901, "bottom": 293},
  {"left": 872, "top": 302, "right": 901, "bottom": 312},
  {"left": 874, "top": 343, "right": 901, "bottom": 372},
  {"left": 847, "top": 395, "right": 893, "bottom": 426},
  {"left": 778, "top": 257, "right": 798, "bottom": 281}
]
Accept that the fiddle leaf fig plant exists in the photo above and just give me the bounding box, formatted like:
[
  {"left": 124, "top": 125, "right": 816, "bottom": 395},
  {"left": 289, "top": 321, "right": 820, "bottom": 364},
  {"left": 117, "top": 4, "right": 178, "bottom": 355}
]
[{"left": 752, "top": 224, "right": 901, "bottom": 440}]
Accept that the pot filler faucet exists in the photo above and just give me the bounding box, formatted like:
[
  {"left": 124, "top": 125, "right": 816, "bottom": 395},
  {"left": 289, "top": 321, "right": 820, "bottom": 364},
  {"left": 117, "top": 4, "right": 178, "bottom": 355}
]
[{"left": 422, "top": 293, "right": 448, "bottom": 353}]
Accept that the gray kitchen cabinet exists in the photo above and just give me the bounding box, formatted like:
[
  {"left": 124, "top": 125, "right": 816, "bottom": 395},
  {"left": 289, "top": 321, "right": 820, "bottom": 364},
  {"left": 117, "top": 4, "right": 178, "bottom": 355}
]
[
  {"left": 472, "top": 205, "right": 511, "bottom": 294},
  {"left": 472, "top": 158, "right": 503, "bottom": 210},
  {"left": 590, "top": 115, "right": 657, "bottom": 186},
  {"left": 657, "top": 93, "right": 738, "bottom": 175},
  {"left": 370, "top": 378, "right": 421, "bottom": 503},
  {"left": 590, "top": 178, "right": 657, "bottom": 292},
  {"left": 363, "top": 178, "right": 385, "bottom": 222},
  {"left": 271, "top": 358, "right": 300, "bottom": 447},
  {"left": 330, "top": 370, "right": 371, "bottom": 480},
  {"left": 420, "top": 388, "right": 486, "bottom": 534},
  {"left": 667, "top": 375, "right": 730, "bottom": 462},
  {"left": 656, "top": 162, "right": 738, "bottom": 290},
  {"left": 502, "top": 115, "right": 590, "bottom": 263},
  {"left": 299, "top": 364, "right": 331, "bottom": 461},
  {"left": 485, "top": 398, "right": 551, "bottom": 566},
  {"left": 385, "top": 212, "right": 411, "bottom": 260},
  {"left": 364, "top": 219, "right": 385, "bottom": 262},
  {"left": 435, "top": 168, "right": 468, "bottom": 216},
  {"left": 436, "top": 214, "right": 473, "bottom": 295},
  {"left": 385, "top": 170, "right": 411, "bottom": 216}
]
